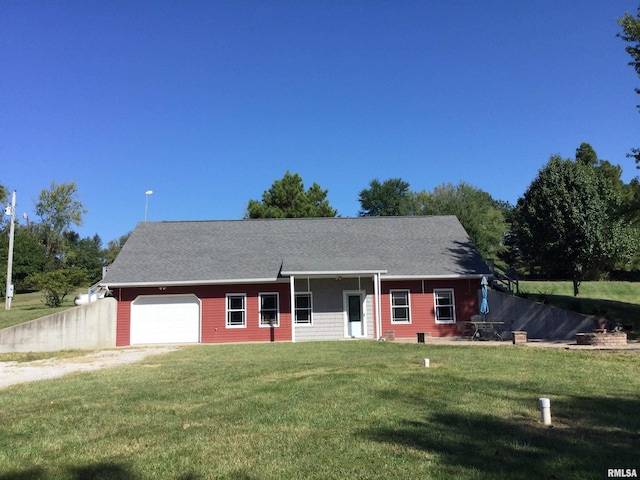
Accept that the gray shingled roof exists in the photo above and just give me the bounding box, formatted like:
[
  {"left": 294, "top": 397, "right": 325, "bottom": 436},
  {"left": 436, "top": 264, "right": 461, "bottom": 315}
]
[{"left": 102, "top": 216, "right": 490, "bottom": 287}]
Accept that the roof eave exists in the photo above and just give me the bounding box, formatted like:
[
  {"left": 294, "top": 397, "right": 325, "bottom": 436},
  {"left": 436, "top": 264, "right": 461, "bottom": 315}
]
[
  {"left": 382, "top": 274, "right": 491, "bottom": 280},
  {"left": 101, "top": 277, "right": 287, "bottom": 288},
  {"left": 280, "top": 269, "right": 388, "bottom": 277}
]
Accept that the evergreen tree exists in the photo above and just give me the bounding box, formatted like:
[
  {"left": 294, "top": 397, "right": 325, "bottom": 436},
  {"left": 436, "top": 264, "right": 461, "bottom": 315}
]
[{"left": 246, "top": 171, "right": 337, "bottom": 218}]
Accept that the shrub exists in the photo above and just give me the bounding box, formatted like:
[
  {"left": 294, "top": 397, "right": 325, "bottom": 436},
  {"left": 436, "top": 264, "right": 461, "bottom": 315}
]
[{"left": 27, "top": 268, "right": 89, "bottom": 307}]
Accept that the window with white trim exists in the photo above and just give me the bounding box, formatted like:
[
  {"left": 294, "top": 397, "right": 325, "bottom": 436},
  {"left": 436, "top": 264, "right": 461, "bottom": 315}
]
[
  {"left": 434, "top": 289, "right": 456, "bottom": 323},
  {"left": 259, "top": 293, "right": 279, "bottom": 327},
  {"left": 295, "top": 292, "right": 313, "bottom": 324},
  {"left": 390, "top": 290, "right": 411, "bottom": 324},
  {"left": 226, "top": 294, "right": 246, "bottom": 328}
]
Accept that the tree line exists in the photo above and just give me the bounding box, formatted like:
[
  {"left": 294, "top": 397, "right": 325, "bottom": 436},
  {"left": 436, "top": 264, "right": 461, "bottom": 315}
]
[
  {"left": 0, "top": 181, "right": 128, "bottom": 306},
  {"left": 2, "top": 143, "right": 639, "bottom": 304}
]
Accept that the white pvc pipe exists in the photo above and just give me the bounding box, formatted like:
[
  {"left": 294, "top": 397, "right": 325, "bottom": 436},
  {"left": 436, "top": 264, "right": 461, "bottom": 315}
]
[
  {"left": 539, "top": 397, "right": 552, "bottom": 425},
  {"left": 423, "top": 358, "right": 430, "bottom": 368}
]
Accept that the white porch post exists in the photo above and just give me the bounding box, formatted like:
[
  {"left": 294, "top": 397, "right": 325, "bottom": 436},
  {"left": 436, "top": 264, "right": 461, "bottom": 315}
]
[
  {"left": 374, "top": 272, "right": 382, "bottom": 339},
  {"left": 290, "top": 275, "right": 296, "bottom": 342}
]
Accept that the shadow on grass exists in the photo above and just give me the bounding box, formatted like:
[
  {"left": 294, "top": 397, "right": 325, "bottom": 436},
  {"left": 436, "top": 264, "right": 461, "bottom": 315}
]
[
  {"left": 0, "top": 462, "right": 134, "bottom": 480},
  {"left": 0, "top": 462, "right": 257, "bottom": 480},
  {"left": 360, "top": 393, "right": 640, "bottom": 479}
]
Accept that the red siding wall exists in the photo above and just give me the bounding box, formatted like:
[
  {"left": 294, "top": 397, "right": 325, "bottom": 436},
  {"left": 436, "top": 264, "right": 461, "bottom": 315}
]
[
  {"left": 114, "top": 278, "right": 480, "bottom": 345},
  {"left": 115, "top": 295, "right": 131, "bottom": 346},
  {"left": 114, "top": 283, "right": 292, "bottom": 346},
  {"left": 380, "top": 279, "right": 481, "bottom": 338}
]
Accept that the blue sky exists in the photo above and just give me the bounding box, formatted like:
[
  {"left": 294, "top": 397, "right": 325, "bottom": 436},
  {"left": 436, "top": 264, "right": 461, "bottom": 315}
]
[{"left": 1, "top": 1, "right": 639, "bottom": 244}]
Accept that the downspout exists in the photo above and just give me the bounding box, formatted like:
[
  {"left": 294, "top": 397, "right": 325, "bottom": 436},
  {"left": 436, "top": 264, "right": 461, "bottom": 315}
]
[{"left": 290, "top": 275, "right": 296, "bottom": 343}]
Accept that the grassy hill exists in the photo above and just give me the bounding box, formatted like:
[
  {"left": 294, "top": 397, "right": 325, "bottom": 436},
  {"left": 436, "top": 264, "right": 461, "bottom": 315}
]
[
  {"left": 0, "top": 290, "right": 81, "bottom": 330},
  {"left": 519, "top": 281, "right": 640, "bottom": 337}
]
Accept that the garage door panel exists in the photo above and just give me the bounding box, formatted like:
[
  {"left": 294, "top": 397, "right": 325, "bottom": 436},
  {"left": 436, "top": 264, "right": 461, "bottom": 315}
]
[{"left": 131, "top": 295, "right": 200, "bottom": 345}]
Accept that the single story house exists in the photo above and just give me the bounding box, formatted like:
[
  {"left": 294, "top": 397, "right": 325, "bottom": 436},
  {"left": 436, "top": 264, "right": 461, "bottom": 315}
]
[{"left": 101, "top": 216, "right": 491, "bottom": 346}]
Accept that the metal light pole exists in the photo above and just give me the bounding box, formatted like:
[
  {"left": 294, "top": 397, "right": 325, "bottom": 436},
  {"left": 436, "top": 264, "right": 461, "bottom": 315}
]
[
  {"left": 5, "top": 190, "right": 16, "bottom": 310},
  {"left": 144, "top": 190, "right": 153, "bottom": 221}
]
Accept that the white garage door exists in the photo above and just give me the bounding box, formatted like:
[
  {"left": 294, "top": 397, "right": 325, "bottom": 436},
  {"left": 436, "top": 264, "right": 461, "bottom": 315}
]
[{"left": 130, "top": 295, "right": 201, "bottom": 345}]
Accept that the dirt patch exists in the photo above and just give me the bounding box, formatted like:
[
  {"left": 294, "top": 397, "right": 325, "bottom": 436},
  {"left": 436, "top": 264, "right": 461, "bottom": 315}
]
[{"left": 0, "top": 347, "right": 180, "bottom": 389}]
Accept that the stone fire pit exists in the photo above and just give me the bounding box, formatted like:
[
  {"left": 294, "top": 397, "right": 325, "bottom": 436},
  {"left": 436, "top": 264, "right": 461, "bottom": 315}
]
[{"left": 575, "top": 331, "right": 628, "bottom": 347}]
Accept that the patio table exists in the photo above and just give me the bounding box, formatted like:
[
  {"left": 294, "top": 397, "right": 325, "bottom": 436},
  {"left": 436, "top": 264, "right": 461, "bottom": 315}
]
[{"left": 464, "top": 321, "right": 506, "bottom": 341}]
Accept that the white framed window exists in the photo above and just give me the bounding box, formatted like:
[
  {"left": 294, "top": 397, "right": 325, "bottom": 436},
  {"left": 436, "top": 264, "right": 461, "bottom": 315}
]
[
  {"left": 390, "top": 289, "right": 411, "bottom": 324},
  {"left": 259, "top": 293, "right": 279, "bottom": 327},
  {"left": 295, "top": 292, "right": 313, "bottom": 325},
  {"left": 226, "top": 294, "right": 246, "bottom": 328},
  {"left": 434, "top": 289, "right": 456, "bottom": 323}
]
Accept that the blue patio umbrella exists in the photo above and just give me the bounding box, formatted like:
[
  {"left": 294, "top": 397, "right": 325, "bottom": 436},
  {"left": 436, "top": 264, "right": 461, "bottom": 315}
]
[{"left": 480, "top": 276, "right": 489, "bottom": 319}]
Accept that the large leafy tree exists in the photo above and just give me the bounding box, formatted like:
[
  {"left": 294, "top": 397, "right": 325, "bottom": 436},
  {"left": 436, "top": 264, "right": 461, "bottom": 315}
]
[
  {"left": 35, "top": 181, "right": 87, "bottom": 268},
  {"left": 65, "top": 232, "right": 104, "bottom": 283},
  {"left": 246, "top": 171, "right": 337, "bottom": 218},
  {"left": 358, "top": 178, "right": 509, "bottom": 260},
  {"left": 418, "top": 182, "right": 509, "bottom": 260},
  {"left": 513, "top": 154, "right": 635, "bottom": 296},
  {"left": 618, "top": 7, "right": 640, "bottom": 164},
  {"left": 358, "top": 178, "right": 415, "bottom": 216},
  {"left": 0, "top": 225, "right": 47, "bottom": 293}
]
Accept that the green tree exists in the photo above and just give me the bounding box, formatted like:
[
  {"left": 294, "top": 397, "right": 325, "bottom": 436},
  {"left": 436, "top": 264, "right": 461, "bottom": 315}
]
[
  {"left": 246, "top": 171, "right": 337, "bottom": 218},
  {"left": 618, "top": 7, "right": 640, "bottom": 164},
  {"left": 0, "top": 183, "right": 7, "bottom": 229},
  {"left": 27, "top": 268, "right": 89, "bottom": 307},
  {"left": 65, "top": 232, "right": 104, "bottom": 283},
  {"left": 0, "top": 183, "right": 7, "bottom": 208},
  {"left": 35, "top": 181, "right": 87, "bottom": 268},
  {"left": 101, "top": 232, "right": 130, "bottom": 266},
  {"left": 513, "top": 155, "right": 635, "bottom": 295},
  {"left": 357, "top": 178, "right": 415, "bottom": 216},
  {"left": 418, "top": 182, "right": 509, "bottom": 260},
  {"left": 576, "top": 143, "right": 627, "bottom": 213},
  {"left": 575, "top": 142, "right": 598, "bottom": 167},
  {"left": 0, "top": 225, "right": 47, "bottom": 293}
]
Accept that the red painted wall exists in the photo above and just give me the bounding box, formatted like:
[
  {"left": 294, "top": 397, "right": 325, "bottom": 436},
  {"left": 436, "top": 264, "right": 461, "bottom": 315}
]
[
  {"left": 200, "top": 283, "right": 291, "bottom": 343},
  {"left": 380, "top": 279, "right": 481, "bottom": 338},
  {"left": 114, "top": 278, "right": 480, "bottom": 345},
  {"left": 114, "top": 283, "right": 292, "bottom": 346}
]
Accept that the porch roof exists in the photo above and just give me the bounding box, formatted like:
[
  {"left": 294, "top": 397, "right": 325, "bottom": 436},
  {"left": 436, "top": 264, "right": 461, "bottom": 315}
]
[{"left": 102, "top": 216, "right": 491, "bottom": 287}]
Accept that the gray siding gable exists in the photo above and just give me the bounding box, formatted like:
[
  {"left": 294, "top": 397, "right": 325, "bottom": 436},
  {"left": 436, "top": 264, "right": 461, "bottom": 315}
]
[{"left": 102, "top": 216, "right": 490, "bottom": 286}]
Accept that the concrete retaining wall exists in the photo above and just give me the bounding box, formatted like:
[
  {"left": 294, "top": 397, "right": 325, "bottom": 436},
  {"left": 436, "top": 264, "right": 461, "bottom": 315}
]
[
  {"left": 0, "top": 298, "right": 117, "bottom": 353},
  {"left": 484, "top": 290, "right": 595, "bottom": 340}
]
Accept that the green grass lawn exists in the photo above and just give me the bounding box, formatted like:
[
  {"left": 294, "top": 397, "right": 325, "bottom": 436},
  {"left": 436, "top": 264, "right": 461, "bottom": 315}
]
[
  {"left": 0, "top": 341, "right": 638, "bottom": 480},
  {"left": 519, "top": 280, "right": 640, "bottom": 304},
  {"left": 0, "top": 290, "right": 80, "bottom": 331}
]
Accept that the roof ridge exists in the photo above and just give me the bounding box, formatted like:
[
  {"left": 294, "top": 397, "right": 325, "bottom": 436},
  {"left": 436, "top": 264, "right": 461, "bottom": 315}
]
[{"left": 139, "top": 215, "right": 459, "bottom": 226}]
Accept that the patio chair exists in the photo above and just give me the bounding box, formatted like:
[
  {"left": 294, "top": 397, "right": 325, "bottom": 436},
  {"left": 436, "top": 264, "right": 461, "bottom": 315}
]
[{"left": 456, "top": 320, "right": 475, "bottom": 339}]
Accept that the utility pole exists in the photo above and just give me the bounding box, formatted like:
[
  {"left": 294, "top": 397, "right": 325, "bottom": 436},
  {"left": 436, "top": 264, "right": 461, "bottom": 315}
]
[{"left": 5, "top": 190, "right": 16, "bottom": 310}]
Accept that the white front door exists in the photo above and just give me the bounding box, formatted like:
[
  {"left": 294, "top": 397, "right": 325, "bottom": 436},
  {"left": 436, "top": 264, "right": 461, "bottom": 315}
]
[{"left": 344, "top": 291, "right": 365, "bottom": 338}]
